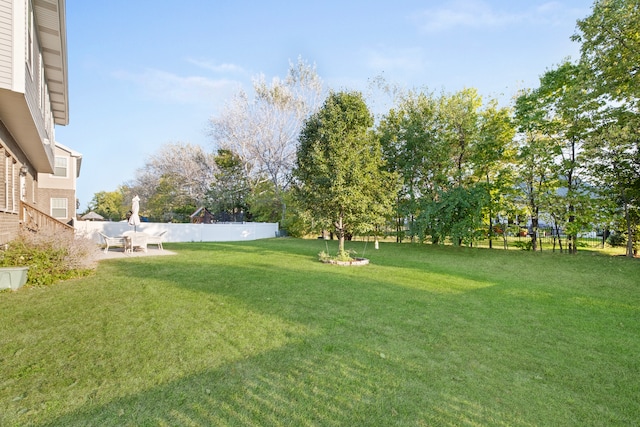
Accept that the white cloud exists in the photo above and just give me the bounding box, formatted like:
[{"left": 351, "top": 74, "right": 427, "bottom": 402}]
[
  {"left": 532, "top": 2, "right": 591, "bottom": 26},
  {"left": 113, "top": 68, "right": 242, "bottom": 105},
  {"left": 414, "top": 0, "right": 522, "bottom": 32},
  {"left": 186, "top": 58, "right": 247, "bottom": 75},
  {"left": 412, "top": 0, "right": 587, "bottom": 33}
]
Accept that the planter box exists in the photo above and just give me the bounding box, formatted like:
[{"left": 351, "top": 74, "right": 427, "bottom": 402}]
[{"left": 0, "top": 267, "right": 29, "bottom": 291}]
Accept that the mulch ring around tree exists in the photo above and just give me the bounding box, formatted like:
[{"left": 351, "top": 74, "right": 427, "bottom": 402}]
[{"left": 321, "top": 258, "right": 369, "bottom": 266}]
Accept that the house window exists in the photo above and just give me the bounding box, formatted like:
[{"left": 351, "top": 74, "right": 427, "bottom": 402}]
[
  {"left": 54, "top": 157, "right": 68, "bottom": 177},
  {"left": 0, "top": 153, "right": 20, "bottom": 213},
  {"left": 11, "top": 161, "right": 16, "bottom": 212},
  {"left": 2, "top": 155, "right": 8, "bottom": 210},
  {"left": 51, "top": 198, "right": 68, "bottom": 219}
]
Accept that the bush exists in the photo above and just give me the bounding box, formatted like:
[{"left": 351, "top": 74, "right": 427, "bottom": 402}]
[
  {"left": 318, "top": 248, "right": 357, "bottom": 263},
  {"left": 0, "top": 230, "right": 100, "bottom": 286},
  {"left": 606, "top": 232, "right": 627, "bottom": 247},
  {"left": 512, "top": 240, "right": 533, "bottom": 251}
]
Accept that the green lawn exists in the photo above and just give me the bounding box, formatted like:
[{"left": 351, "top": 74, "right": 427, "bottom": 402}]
[{"left": 1, "top": 238, "right": 638, "bottom": 426}]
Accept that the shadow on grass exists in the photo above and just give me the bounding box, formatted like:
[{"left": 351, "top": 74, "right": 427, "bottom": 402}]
[
  {"left": 38, "top": 340, "right": 537, "bottom": 427},
  {"left": 14, "top": 239, "right": 640, "bottom": 426}
]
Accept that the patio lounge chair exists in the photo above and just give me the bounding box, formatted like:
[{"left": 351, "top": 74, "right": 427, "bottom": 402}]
[
  {"left": 146, "top": 231, "right": 167, "bottom": 250},
  {"left": 98, "top": 232, "right": 129, "bottom": 253}
]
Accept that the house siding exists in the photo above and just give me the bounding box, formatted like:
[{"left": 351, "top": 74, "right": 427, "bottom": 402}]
[
  {"left": 37, "top": 143, "right": 80, "bottom": 223},
  {"left": 0, "top": 1, "right": 11, "bottom": 88},
  {"left": 0, "top": 127, "right": 23, "bottom": 245},
  {"left": 37, "top": 187, "right": 75, "bottom": 223},
  {"left": 0, "top": 0, "right": 70, "bottom": 241},
  {"left": 0, "top": 115, "right": 38, "bottom": 245},
  {"left": 0, "top": 119, "right": 28, "bottom": 212},
  {"left": 24, "top": 60, "right": 50, "bottom": 143},
  {"left": 0, "top": 210, "right": 20, "bottom": 244},
  {"left": 24, "top": 4, "right": 53, "bottom": 145}
]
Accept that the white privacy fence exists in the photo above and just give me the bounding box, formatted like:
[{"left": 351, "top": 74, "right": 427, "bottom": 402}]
[{"left": 76, "top": 221, "right": 279, "bottom": 244}]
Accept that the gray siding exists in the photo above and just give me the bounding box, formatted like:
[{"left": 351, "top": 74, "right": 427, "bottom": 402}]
[{"left": 0, "top": 1, "right": 12, "bottom": 88}]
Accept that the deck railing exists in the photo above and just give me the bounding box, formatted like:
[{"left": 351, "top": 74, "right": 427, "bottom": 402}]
[{"left": 20, "top": 201, "right": 74, "bottom": 237}]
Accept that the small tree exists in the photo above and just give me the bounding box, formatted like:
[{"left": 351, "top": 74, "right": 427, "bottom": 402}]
[
  {"left": 207, "top": 149, "right": 250, "bottom": 222},
  {"left": 294, "top": 91, "right": 396, "bottom": 257},
  {"left": 87, "top": 188, "right": 127, "bottom": 221}
]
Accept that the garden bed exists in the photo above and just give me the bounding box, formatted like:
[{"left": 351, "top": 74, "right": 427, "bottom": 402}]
[{"left": 321, "top": 257, "right": 369, "bottom": 266}]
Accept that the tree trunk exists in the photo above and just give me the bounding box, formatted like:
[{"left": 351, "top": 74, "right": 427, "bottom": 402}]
[
  {"left": 555, "top": 222, "right": 563, "bottom": 253},
  {"left": 502, "top": 225, "right": 508, "bottom": 250},
  {"left": 487, "top": 212, "right": 493, "bottom": 249},
  {"left": 567, "top": 209, "right": 576, "bottom": 254},
  {"left": 336, "top": 213, "right": 345, "bottom": 255},
  {"left": 487, "top": 174, "right": 493, "bottom": 249},
  {"left": 396, "top": 195, "right": 402, "bottom": 243},
  {"left": 567, "top": 140, "right": 577, "bottom": 254},
  {"left": 624, "top": 201, "right": 634, "bottom": 258},
  {"left": 531, "top": 207, "right": 539, "bottom": 252}
]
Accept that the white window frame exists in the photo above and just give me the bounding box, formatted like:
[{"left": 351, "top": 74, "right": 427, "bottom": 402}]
[
  {"left": 53, "top": 156, "right": 68, "bottom": 178},
  {"left": 11, "top": 161, "right": 16, "bottom": 212},
  {"left": 3, "top": 156, "right": 8, "bottom": 210},
  {"left": 1, "top": 155, "right": 19, "bottom": 214},
  {"left": 51, "top": 198, "right": 68, "bottom": 219}
]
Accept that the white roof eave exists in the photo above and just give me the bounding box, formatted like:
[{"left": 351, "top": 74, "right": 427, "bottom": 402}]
[{"left": 33, "top": 0, "right": 69, "bottom": 126}]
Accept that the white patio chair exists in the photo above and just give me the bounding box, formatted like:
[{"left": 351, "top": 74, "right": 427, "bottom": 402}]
[
  {"left": 146, "top": 231, "right": 167, "bottom": 250},
  {"left": 98, "top": 232, "right": 129, "bottom": 253}
]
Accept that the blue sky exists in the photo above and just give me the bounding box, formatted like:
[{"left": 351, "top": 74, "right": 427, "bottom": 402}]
[{"left": 55, "top": 0, "right": 593, "bottom": 211}]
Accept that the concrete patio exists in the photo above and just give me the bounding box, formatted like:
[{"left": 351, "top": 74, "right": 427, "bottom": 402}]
[{"left": 98, "top": 247, "right": 177, "bottom": 260}]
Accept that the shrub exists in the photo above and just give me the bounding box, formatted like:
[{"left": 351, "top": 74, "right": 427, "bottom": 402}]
[
  {"left": 318, "top": 248, "right": 357, "bottom": 263},
  {"left": 0, "top": 230, "right": 100, "bottom": 286},
  {"left": 606, "top": 232, "right": 626, "bottom": 247},
  {"left": 512, "top": 240, "right": 533, "bottom": 251}
]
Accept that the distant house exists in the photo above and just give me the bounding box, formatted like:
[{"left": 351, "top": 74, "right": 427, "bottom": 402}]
[
  {"left": 37, "top": 142, "right": 82, "bottom": 225},
  {"left": 190, "top": 207, "right": 215, "bottom": 224},
  {"left": 0, "top": 0, "right": 75, "bottom": 243}
]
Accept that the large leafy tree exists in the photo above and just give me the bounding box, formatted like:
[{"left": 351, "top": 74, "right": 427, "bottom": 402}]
[
  {"left": 514, "top": 89, "right": 562, "bottom": 252},
  {"left": 517, "top": 62, "right": 595, "bottom": 253},
  {"left": 420, "top": 184, "right": 488, "bottom": 246},
  {"left": 469, "top": 100, "right": 516, "bottom": 248},
  {"left": 574, "top": 0, "right": 640, "bottom": 256},
  {"left": 86, "top": 188, "right": 127, "bottom": 221},
  {"left": 585, "top": 113, "right": 640, "bottom": 256},
  {"left": 378, "top": 90, "right": 444, "bottom": 241},
  {"left": 145, "top": 175, "right": 196, "bottom": 222},
  {"left": 294, "top": 91, "right": 396, "bottom": 256},
  {"left": 128, "top": 142, "right": 217, "bottom": 221},
  {"left": 209, "top": 58, "right": 324, "bottom": 222},
  {"left": 438, "top": 88, "right": 483, "bottom": 186},
  {"left": 573, "top": 0, "right": 639, "bottom": 104},
  {"left": 379, "top": 89, "right": 514, "bottom": 246}
]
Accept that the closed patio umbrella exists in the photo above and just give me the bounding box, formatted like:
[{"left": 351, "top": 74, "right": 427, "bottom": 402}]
[{"left": 128, "top": 195, "right": 141, "bottom": 231}]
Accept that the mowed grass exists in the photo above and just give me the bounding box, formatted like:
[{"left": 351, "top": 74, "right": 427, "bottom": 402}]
[{"left": 0, "top": 238, "right": 638, "bottom": 426}]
